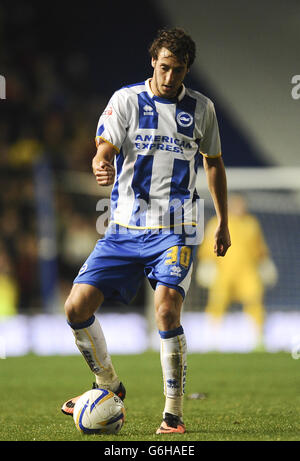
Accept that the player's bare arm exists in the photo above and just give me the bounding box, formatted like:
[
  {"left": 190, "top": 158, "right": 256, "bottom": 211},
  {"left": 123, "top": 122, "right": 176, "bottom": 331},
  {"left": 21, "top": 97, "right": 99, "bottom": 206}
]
[
  {"left": 203, "top": 156, "right": 231, "bottom": 257},
  {"left": 92, "top": 139, "right": 117, "bottom": 186}
]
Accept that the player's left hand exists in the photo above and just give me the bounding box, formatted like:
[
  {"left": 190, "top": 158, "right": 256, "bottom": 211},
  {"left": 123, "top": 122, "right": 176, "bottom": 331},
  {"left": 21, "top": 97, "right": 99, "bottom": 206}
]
[
  {"left": 214, "top": 224, "right": 231, "bottom": 257},
  {"left": 93, "top": 161, "right": 115, "bottom": 186}
]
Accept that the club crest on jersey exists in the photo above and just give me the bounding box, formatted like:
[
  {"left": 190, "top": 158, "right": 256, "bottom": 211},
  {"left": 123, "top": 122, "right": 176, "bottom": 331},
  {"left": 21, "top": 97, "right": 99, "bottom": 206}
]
[
  {"left": 176, "top": 111, "right": 193, "bottom": 127},
  {"left": 143, "top": 104, "right": 154, "bottom": 116}
]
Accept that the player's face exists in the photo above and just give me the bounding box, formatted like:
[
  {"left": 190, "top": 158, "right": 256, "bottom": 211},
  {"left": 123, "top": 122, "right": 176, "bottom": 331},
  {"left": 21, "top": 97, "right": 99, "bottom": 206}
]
[{"left": 151, "top": 47, "right": 189, "bottom": 99}]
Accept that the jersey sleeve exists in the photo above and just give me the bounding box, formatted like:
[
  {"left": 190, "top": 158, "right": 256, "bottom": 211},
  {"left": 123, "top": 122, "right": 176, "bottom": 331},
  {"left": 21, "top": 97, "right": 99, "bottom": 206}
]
[
  {"left": 95, "top": 90, "right": 127, "bottom": 152},
  {"left": 199, "top": 100, "right": 222, "bottom": 158}
]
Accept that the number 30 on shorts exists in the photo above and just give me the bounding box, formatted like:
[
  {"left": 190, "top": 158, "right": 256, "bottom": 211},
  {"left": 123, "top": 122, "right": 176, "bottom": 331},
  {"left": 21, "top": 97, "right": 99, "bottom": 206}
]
[{"left": 164, "top": 246, "right": 192, "bottom": 269}]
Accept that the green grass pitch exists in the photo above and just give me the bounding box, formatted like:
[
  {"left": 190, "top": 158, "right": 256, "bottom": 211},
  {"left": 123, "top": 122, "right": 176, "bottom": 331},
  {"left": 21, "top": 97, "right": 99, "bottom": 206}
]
[{"left": 0, "top": 351, "right": 300, "bottom": 441}]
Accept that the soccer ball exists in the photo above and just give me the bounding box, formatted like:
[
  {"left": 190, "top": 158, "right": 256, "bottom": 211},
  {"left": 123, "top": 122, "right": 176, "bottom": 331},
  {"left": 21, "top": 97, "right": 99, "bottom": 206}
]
[{"left": 73, "top": 388, "right": 125, "bottom": 434}]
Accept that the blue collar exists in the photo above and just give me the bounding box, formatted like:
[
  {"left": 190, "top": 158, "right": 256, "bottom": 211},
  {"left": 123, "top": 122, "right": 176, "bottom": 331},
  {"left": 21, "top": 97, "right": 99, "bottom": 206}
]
[{"left": 145, "top": 78, "right": 186, "bottom": 104}]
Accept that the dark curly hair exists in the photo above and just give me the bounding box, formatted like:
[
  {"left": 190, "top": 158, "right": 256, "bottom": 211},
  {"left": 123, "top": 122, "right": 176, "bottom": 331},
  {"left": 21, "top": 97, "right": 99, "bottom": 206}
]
[{"left": 149, "top": 27, "right": 196, "bottom": 68}]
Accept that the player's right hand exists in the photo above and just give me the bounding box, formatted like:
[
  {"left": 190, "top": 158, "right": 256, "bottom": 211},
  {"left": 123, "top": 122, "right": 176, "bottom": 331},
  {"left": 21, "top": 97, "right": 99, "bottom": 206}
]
[{"left": 93, "top": 161, "right": 115, "bottom": 186}]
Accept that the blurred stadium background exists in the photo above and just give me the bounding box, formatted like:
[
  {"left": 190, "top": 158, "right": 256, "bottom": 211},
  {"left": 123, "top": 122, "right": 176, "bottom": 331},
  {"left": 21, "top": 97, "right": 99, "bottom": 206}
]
[{"left": 0, "top": 0, "right": 300, "bottom": 357}]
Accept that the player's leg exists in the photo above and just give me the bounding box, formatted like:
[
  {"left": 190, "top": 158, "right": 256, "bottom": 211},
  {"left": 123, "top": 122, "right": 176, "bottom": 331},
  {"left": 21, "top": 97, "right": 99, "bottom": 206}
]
[
  {"left": 61, "top": 228, "right": 145, "bottom": 416},
  {"left": 62, "top": 283, "right": 125, "bottom": 415},
  {"left": 64, "top": 283, "right": 121, "bottom": 391},
  {"left": 204, "top": 277, "right": 231, "bottom": 348},
  {"left": 238, "top": 273, "right": 265, "bottom": 348},
  {"left": 155, "top": 284, "right": 187, "bottom": 434},
  {"left": 145, "top": 242, "right": 193, "bottom": 433},
  {"left": 205, "top": 274, "right": 231, "bottom": 321},
  {"left": 65, "top": 282, "right": 103, "bottom": 323}
]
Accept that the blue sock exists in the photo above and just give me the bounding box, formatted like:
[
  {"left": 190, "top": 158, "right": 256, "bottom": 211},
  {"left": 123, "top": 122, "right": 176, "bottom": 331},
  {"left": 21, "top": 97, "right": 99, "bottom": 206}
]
[
  {"left": 67, "top": 315, "right": 95, "bottom": 330},
  {"left": 158, "top": 325, "right": 184, "bottom": 339}
]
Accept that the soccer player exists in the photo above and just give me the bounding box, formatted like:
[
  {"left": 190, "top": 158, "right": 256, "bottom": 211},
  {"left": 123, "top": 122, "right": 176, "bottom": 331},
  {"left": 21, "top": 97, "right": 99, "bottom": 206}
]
[
  {"left": 196, "top": 193, "right": 277, "bottom": 349},
  {"left": 61, "top": 27, "right": 231, "bottom": 434}
]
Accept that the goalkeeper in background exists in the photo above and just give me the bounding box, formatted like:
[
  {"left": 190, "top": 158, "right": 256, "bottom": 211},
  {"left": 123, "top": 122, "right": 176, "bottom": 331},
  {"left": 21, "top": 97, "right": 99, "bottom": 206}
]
[{"left": 196, "top": 193, "right": 277, "bottom": 349}]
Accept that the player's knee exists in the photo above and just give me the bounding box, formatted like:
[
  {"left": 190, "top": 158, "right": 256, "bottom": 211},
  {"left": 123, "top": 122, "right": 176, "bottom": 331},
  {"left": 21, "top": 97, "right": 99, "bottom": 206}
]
[
  {"left": 156, "top": 302, "right": 179, "bottom": 331},
  {"left": 64, "top": 284, "right": 104, "bottom": 324},
  {"left": 64, "top": 291, "right": 89, "bottom": 324},
  {"left": 64, "top": 295, "right": 81, "bottom": 324},
  {"left": 155, "top": 287, "right": 183, "bottom": 330}
]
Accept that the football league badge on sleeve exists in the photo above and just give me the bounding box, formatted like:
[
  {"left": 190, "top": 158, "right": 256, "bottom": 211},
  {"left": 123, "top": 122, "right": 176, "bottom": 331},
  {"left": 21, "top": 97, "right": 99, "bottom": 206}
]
[{"left": 78, "top": 263, "right": 88, "bottom": 275}]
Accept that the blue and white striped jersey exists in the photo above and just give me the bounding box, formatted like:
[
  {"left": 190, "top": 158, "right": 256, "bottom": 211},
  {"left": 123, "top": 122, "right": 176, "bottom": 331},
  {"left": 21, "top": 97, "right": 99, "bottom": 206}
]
[{"left": 95, "top": 78, "right": 221, "bottom": 229}]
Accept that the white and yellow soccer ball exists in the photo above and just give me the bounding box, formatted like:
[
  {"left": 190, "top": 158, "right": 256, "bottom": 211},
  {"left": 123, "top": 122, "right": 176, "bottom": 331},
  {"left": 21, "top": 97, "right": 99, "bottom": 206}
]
[{"left": 73, "top": 388, "right": 125, "bottom": 434}]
